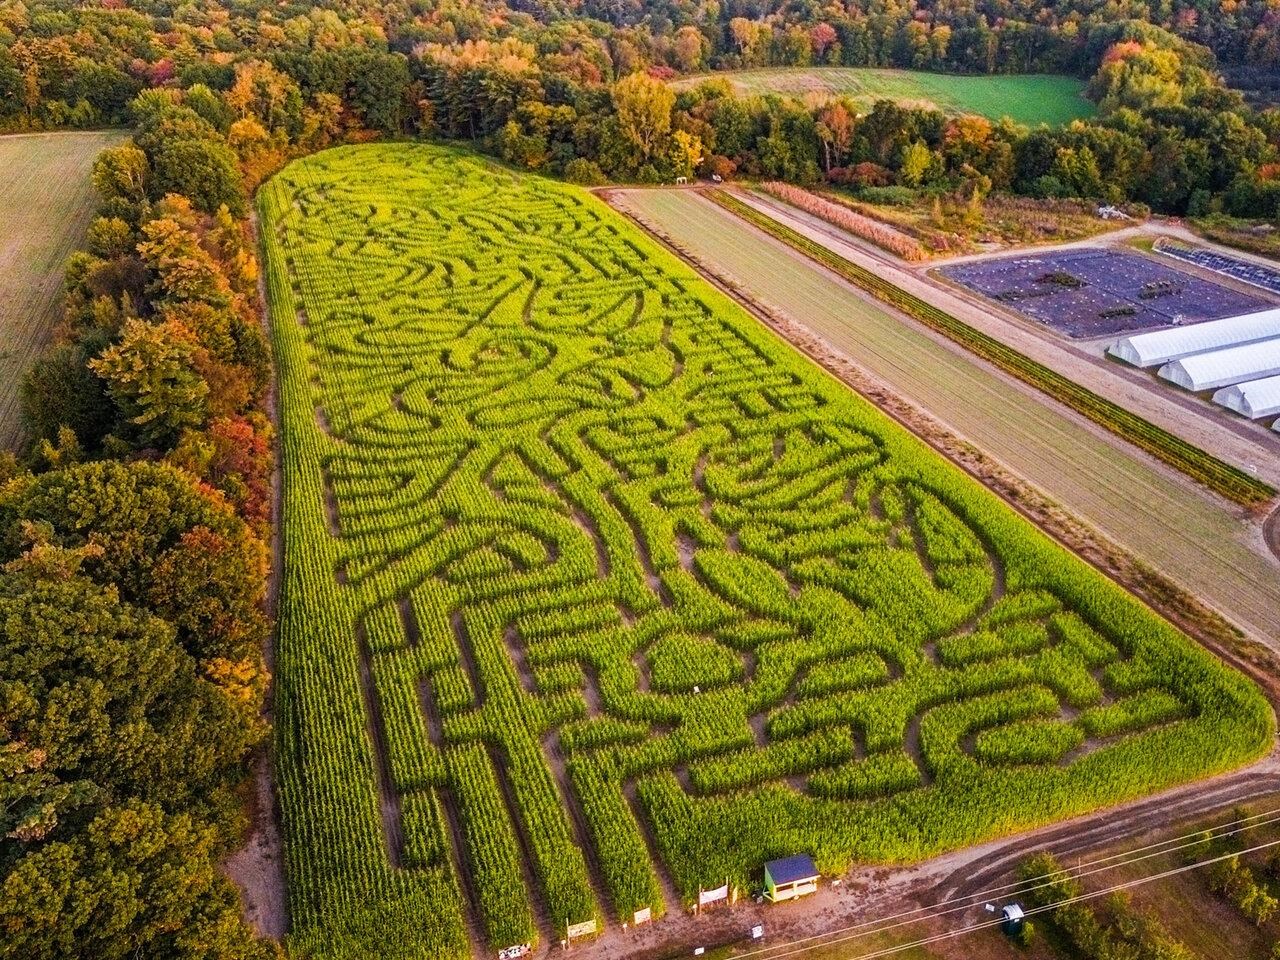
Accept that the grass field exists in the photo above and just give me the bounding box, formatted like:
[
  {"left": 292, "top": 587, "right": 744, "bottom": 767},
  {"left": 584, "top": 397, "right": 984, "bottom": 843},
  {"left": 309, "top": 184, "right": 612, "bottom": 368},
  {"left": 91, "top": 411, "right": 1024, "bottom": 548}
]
[
  {"left": 258, "top": 144, "right": 1270, "bottom": 960},
  {"left": 0, "top": 130, "right": 127, "bottom": 450},
  {"left": 614, "top": 189, "right": 1280, "bottom": 645},
  {"left": 671, "top": 69, "right": 1095, "bottom": 126}
]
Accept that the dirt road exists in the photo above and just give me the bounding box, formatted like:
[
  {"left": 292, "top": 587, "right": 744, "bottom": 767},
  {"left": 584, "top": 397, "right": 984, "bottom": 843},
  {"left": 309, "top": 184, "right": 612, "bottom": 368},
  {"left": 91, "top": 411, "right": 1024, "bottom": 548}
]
[{"left": 556, "top": 750, "right": 1280, "bottom": 960}]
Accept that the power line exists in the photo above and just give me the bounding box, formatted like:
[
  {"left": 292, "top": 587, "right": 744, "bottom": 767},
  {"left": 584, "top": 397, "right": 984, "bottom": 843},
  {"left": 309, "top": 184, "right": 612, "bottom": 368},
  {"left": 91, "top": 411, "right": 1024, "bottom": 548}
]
[
  {"left": 729, "top": 804, "right": 1280, "bottom": 960},
  {"left": 834, "top": 833, "right": 1280, "bottom": 960}
]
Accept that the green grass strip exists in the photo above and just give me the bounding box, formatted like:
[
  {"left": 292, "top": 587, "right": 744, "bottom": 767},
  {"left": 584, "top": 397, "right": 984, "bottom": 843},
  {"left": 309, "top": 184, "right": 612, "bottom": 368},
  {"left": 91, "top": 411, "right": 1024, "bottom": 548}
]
[{"left": 706, "top": 189, "right": 1275, "bottom": 509}]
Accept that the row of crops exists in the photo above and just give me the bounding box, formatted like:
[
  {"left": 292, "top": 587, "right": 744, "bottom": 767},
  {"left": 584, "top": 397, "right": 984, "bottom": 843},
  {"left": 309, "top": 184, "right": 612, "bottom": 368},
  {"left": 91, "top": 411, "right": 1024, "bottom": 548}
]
[{"left": 258, "top": 144, "right": 1273, "bottom": 960}]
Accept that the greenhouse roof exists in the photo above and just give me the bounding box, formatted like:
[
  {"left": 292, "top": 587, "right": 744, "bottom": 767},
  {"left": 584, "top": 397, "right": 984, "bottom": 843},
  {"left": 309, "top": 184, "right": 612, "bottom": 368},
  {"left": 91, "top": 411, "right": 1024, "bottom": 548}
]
[
  {"left": 1108, "top": 307, "right": 1280, "bottom": 367},
  {"left": 1158, "top": 337, "right": 1280, "bottom": 391},
  {"left": 1213, "top": 375, "right": 1280, "bottom": 419}
]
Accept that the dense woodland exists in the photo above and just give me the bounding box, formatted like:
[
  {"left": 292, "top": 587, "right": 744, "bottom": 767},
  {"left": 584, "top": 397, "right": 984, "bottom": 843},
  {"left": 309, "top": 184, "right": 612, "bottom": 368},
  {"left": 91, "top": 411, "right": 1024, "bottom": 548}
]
[
  {"left": 0, "top": 0, "right": 1277, "bottom": 215},
  {"left": 1, "top": 97, "right": 281, "bottom": 960},
  {"left": 1, "top": 0, "right": 1279, "bottom": 956}
]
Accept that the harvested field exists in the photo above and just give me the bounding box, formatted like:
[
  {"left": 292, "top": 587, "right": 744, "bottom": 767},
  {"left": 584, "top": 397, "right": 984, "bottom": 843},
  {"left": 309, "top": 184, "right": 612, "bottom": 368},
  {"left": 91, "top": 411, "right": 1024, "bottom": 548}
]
[
  {"left": 0, "top": 130, "right": 126, "bottom": 449},
  {"left": 671, "top": 69, "right": 1095, "bottom": 126},
  {"left": 259, "top": 145, "right": 1270, "bottom": 960},
  {"left": 610, "top": 188, "right": 1280, "bottom": 646}
]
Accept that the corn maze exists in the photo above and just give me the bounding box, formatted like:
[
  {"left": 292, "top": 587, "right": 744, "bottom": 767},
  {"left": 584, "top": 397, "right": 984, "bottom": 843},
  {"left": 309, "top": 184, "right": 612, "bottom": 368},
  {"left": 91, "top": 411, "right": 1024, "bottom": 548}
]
[{"left": 258, "top": 144, "right": 1272, "bottom": 960}]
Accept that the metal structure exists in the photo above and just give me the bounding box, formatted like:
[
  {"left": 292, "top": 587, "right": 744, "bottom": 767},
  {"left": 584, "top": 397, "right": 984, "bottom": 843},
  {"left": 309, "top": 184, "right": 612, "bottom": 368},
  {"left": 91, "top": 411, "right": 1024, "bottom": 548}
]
[
  {"left": 1158, "top": 337, "right": 1280, "bottom": 391},
  {"left": 1108, "top": 307, "right": 1280, "bottom": 367},
  {"left": 1212, "top": 375, "right": 1280, "bottom": 420}
]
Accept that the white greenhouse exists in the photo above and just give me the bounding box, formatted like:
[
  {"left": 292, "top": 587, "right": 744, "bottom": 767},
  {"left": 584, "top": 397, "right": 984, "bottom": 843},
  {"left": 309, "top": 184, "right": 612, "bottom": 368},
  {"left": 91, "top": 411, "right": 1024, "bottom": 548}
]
[
  {"left": 1212, "top": 375, "right": 1280, "bottom": 419},
  {"left": 1158, "top": 338, "right": 1280, "bottom": 391},
  {"left": 1108, "top": 307, "right": 1280, "bottom": 367}
]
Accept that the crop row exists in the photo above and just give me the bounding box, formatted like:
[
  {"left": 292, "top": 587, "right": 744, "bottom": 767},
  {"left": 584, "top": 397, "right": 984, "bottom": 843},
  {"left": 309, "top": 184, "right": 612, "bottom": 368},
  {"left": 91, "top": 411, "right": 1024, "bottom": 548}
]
[{"left": 756, "top": 182, "right": 928, "bottom": 261}]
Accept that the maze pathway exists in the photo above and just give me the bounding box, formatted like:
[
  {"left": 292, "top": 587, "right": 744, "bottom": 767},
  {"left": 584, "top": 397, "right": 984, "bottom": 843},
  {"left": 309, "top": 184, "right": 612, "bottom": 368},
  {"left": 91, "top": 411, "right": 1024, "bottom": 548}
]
[{"left": 258, "top": 145, "right": 1271, "bottom": 960}]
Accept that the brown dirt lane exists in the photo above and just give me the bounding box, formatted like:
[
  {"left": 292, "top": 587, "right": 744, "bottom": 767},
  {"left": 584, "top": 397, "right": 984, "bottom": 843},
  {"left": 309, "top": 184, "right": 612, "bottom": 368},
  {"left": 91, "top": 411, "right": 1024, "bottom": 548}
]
[
  {"left": 605, "top": 187, "right": 1280, "bottom": 649},
  {"left": 222, "top": 212, "right": 288, "bottom": 939},
  {"left": 552, "top": 755, "right": 1280, "bottom": 960}
]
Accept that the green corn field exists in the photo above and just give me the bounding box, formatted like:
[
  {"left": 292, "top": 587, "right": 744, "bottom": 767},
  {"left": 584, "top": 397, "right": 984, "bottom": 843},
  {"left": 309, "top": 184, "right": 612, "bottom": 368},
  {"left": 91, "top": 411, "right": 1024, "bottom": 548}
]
[{"left": 257, "top": 143, "right": 1273, "bottom": 960}]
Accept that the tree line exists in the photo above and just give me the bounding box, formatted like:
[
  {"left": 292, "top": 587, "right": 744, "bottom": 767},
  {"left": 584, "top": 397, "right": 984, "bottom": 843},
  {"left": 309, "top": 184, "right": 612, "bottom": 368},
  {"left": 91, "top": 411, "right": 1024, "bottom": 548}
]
[
  {"left": 2, "top": 0, "right": 1277, "bottom": 219},
  {"left": 0, "top": 54, "right": 374, "bottom": 960},
  {"left": 425, "top": 24, "right": 1280, "bottom": 219}
]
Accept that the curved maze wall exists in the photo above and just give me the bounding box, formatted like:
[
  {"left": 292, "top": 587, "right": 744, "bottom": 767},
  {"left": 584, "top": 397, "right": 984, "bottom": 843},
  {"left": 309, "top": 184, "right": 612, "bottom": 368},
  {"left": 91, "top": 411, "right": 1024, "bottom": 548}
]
[{"left": 258, "top": 144, "right": 1272, "bottom": 959}]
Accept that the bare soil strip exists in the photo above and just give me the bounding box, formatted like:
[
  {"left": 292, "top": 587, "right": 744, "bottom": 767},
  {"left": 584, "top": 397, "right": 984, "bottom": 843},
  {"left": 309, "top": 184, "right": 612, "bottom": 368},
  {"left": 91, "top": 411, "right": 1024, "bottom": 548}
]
[
  {"left": 222, "top": 212, "right": 288, "bottom": 939},
  {"left": 356, "top": 626, "right": 405, "bottom": 867},
  {"left": 543, "top": 731, "right": 617, "bottom": 922},
  {"left": 491, "top": 745, "right": 556, "bottom": 944}
]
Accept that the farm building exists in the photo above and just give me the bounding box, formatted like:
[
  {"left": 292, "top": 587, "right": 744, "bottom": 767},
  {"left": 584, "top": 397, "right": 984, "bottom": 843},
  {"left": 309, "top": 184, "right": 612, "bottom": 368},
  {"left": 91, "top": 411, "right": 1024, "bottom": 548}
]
[
  {"left": 1212, "top": 375, "right": 1280, "bottom": 419},
  {"left": 763, "top": 854, "right": 819, "bottom": 903},
  {"left": 1158, "top": 338, "right": 1280, "bottom": 391},
  {"left": 1108, "top": 307, "right": 1280, "bottom": 367}
]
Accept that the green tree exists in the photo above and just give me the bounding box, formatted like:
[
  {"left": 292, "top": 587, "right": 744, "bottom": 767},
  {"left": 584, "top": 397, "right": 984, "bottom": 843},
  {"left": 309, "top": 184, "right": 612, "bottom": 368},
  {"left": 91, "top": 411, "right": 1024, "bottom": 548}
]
[
  {"left": 1049, "top": 145, "right": 1105, "bottom": 198},
  {"left": 21, "top": 342, "right": 114, "bottom": 448},
  {"left": 90, "top": 318, "right": 210, "bottom": 448},
  {"left": 91, "top": 144, "right": 149, "bottom": 210},
  {"left": 0, "top": 801, "right": 278, "bottom": 960},
  {"left": 85, "top": 217, "right": 134, "bottom": 260},
  {"left": 899, "top": 140, "right": 934, "bottom": 187},
  {"left": 0, "top": 558, "right": 255, "bottom": 832},
  {"left": 0, "top": 459, "right": 268, "bottom": 665},
  {"left": 612, "top": 71, "right": 675, "bottom": 168},
  {"left": 150, "top": 137, "right": 246, "bottom": 216},
  {"left": 349, "top": 51, "right": 412, "bottom": 134}
]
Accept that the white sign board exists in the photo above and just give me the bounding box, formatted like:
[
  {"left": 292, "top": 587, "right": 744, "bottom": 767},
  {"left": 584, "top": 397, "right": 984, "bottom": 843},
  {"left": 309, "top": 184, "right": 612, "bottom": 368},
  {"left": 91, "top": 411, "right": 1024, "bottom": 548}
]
[
  {"left": 633, "top": 907, "right": 652, "bottom": 926},
  {"left": 566, "top": 919, "right": 598, "bottom": 941},
  {"left": 751, "top": 926, "right": 764, "bottom": 940},
  {"left": 698, "top": 884, "right": 729, "bottom": 906},
  {"left": 498, "top": 944, "right": 530, "bottom": 960}
]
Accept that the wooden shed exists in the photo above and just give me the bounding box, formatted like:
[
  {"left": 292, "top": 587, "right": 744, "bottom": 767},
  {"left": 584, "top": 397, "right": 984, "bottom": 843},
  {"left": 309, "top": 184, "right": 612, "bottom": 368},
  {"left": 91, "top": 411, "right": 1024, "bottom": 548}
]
[{"left": 763, "top": 854, "right": 819, "bottom": 903}]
